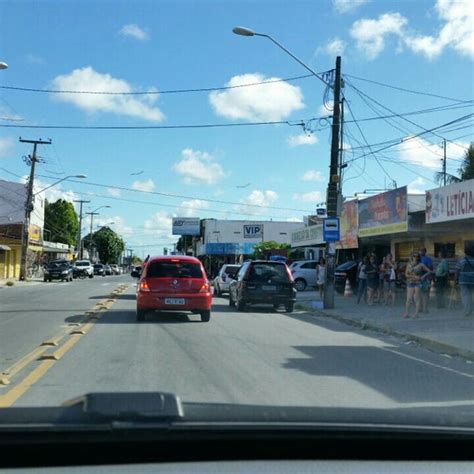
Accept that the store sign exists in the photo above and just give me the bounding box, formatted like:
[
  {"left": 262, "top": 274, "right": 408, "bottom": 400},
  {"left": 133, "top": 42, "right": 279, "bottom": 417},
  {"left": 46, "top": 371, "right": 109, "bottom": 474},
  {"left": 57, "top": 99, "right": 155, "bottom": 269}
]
[
  {"left": 204, "top": 242, "right": 255, "bottom": 255},
  {"left": 172, "top": 217, "right": 200, "bottom": 236},
  {"left": 336, "top": 200, "right": 359, "bottom": 249},
  {"left": 291, "top": 224, "right": 324, "bottom": 246},
  {"left": 29, "top": 224, "right": 41, "bottom": 242},
  {"left": 358, "top": 187, "right": 408, "bottom": 237},
  {"left": 243, "top": 224, "right": 263, "bottom": 239},
  {"left": 426, "top": 179, "right": 474, "bottom": 224}
]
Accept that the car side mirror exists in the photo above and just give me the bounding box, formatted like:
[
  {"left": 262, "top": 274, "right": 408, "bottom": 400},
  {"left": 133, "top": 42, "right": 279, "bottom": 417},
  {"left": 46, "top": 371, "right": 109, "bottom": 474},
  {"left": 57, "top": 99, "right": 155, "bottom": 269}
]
[{"left": 131, "top": 270, "right": 139, "bottom": 278}]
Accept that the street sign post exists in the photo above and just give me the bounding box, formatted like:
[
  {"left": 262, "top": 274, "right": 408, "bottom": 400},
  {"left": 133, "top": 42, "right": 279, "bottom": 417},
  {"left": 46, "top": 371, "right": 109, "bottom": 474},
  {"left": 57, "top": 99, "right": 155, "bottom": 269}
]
[{"left": 323, "top": 217, "right": 340, "bottom": 242}]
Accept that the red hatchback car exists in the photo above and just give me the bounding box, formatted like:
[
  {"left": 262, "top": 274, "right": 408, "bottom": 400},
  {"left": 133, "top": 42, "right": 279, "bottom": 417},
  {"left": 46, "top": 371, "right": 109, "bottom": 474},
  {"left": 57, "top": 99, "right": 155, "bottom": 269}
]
[{"left": 135, "top": 256, "right": 212, "bottom": 322}]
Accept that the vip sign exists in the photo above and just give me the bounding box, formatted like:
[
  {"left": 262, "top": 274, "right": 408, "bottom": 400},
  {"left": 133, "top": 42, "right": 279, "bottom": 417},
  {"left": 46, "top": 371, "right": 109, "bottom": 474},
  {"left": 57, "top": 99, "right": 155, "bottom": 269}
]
[{"left": 243, "top": 224, "right": 263, "bottom": 239}]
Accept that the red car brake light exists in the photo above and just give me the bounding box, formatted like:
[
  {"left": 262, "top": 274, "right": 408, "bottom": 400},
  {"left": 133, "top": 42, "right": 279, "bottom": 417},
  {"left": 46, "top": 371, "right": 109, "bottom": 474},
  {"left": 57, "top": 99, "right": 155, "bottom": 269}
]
[
  {"left": 199, "top": 281, "right": 210, "bottom": 293},
  {"left": 139, "top": 279, "right": 150, "bottom": 292}
]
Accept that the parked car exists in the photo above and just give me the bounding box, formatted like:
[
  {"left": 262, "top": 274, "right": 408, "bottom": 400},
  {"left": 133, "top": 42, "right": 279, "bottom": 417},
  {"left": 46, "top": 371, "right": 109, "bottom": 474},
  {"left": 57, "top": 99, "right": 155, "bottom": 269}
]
[
  {"left": 229, "top": 260, "right": 296, "bottom": 313},
  {"left": 131, "top": 265, "right": 142, "bottom": 277},
  {"left": 135, "top": 256, "right": 212, "bottom": 322},
  {"left": 43, "top": 260, "right": 74, "bottom": 282},
  {"left": 93, "top": 264, "right": 105, "bottom": 276},
  {"left": 289, "top": 260, "right": 319, "bottom": 291},
  {"left": 335, "top": 261, "right": 358, "bottom": 294},
  {"left": 104, "top": 264, "right": 113, "bottom": 275},
  {"left": 213, "top": 264, "right": 241, "bottom": 296},
  {"left": 73, "top": 260, "right": 94, "bottom": 279}
]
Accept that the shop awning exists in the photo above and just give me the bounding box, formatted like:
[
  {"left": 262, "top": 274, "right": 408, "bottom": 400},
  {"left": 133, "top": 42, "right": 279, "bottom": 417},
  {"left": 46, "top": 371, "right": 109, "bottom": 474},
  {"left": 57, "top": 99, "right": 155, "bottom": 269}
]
[{"left": 0, "top": 244, "right": 11, "bottom": 251}]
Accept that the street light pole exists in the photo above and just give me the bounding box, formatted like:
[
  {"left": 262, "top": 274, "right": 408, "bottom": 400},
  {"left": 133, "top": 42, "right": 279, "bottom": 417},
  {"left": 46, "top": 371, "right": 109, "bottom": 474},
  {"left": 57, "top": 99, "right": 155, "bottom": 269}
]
[
  {"left": 323, "top": 55, "right": 342, "bottom": 310},
  {"left": 18, "top": 138, "right": 51, "bottom": 281},
  {"left": 85, "top": 205, "right": 111, "bottom": 262},
  {"left": 74, "top": 200, "right": 90, "bottom": 259}
]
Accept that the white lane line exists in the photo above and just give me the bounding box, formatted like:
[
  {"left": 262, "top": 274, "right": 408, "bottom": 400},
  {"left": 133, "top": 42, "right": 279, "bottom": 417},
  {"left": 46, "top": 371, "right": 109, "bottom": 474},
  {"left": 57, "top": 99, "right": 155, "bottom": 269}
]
[{"left": 382, "top": 347, "right": 474, "bottom": 379}]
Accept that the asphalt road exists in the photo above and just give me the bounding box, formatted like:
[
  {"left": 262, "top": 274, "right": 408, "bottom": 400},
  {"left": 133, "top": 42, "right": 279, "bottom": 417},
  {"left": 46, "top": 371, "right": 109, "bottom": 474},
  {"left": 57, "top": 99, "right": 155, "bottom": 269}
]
[{"left": 1, "top": 277, "right": 473, "bottom": 412}]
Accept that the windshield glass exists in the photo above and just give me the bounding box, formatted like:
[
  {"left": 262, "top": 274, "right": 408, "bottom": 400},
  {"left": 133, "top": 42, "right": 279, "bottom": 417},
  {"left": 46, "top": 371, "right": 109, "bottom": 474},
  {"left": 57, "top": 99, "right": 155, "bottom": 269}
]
[{"left": 0, "top": 0, "right": 473, "bottom": 434}]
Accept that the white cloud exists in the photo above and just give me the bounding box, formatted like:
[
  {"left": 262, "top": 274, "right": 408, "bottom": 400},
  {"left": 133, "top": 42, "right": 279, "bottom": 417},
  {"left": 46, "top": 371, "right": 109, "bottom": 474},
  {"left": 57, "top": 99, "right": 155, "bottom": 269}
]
[
  {"left": 350, "top": 12, "right": 407, "bottom": 59},
  {"left": 236, "top": 190, "right": 278, "bottom": 215},
  {"left": 119, "top": 24, "right": 149, "bottom": 41},
  {"left": 398, "top": 136, "right": 469, "bottom": 170},
  {"left": 107, "top": 187, "right": 121, "bottom": 197},
  {"left": 0, "top": 137, "right": 14, "bottom": 158},
  {"left": 132, "top": 179, "right": 155, "bottom": 192},
  {"left": 177, "top": 199, "right": 210, "bottom": 217},
  {"left": 143, "top": 211, "right": 174, "bottom": 240},
  {"left": 32, "top": 179, "right": 77, "bottom": 203},
  {"left": 302, "top": 170, "right": 325, "bottom": 182},
  {"left": 287, "top": 134, "right": 318, "bottom": 147},
  {"left": 96, "top": 215, "right": 133, "bottom": 236},
  {"left": 173, "top": 148, "right": 226, "bottom": 185},
  {"left": 404, "top": 0, "right": 474, "bottom": 59},
  {"left": 407, "top": 177, "right": 428, "bottom": 194},
  {"left": 318, "top": 104, "right": 332, "bottom": 116},
  {"left": 209, "top": 73, "right": 304, "bottom": 121},
  {"left": 293, "top": 191, "right": 323, "bottom": 202},
  {"left": 318, "top": 37, "right": 347, "bottom": 56},
  {"left": 334, "top": 0, "right": 369, "bottom": 14},
  {"left": 50, "top": 66, "right": 164, "bottom": 122}
]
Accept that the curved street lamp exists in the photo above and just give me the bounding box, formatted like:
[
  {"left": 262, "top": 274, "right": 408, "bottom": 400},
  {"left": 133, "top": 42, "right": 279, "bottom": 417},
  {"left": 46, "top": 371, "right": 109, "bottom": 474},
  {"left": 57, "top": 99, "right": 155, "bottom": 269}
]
[
  {"left": 34, "top": 174, "right": 87, "bottom": 195},
  {"left": 0, "top": 62, "right": 8, "bottom": 70}
]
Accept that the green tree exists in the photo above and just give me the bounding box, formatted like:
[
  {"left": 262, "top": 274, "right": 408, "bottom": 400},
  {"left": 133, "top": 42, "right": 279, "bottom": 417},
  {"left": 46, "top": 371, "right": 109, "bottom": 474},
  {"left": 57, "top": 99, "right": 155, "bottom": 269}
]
[
  {"left": 44, "top": 199, "right": 79, "bottom": 246},
  {"left": 435, "top": 143, "right": 474, "bottom": 185},
  {"left": 90, "top": 227, "right": 125, "bottom": 263},
  {"left": 252, "top": 240, "right": 290, "bottom": 259},
  {"left": 131, "top": 255, "right": 142, "bottom": 265}
]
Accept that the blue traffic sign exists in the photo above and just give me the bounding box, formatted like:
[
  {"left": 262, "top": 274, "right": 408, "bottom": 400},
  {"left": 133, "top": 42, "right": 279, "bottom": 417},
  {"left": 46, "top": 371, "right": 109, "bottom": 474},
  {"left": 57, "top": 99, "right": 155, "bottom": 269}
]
[{"left": 323, "top": 217, "right": 340, "bottom": 242}]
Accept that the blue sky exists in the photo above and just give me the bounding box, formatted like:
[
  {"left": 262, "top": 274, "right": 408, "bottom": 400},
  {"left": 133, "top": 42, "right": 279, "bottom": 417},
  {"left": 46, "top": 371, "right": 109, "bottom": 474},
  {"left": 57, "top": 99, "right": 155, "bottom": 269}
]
[{"left": 0, "top": 0, "right": 472, "bottom": 257}]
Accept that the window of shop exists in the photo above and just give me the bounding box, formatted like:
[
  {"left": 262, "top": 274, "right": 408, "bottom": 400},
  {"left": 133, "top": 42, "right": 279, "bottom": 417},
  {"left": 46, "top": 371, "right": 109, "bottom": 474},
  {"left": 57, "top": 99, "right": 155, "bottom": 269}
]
[{"left": 434, "top": 242, "right": 456, "bottom": 258}]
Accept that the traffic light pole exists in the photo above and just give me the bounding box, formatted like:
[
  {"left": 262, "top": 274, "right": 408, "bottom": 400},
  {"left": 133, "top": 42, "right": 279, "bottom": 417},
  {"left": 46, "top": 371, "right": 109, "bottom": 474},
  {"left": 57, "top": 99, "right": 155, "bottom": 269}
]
[{"left": 323, "top": 56, "right": 342, "bottom": 310}]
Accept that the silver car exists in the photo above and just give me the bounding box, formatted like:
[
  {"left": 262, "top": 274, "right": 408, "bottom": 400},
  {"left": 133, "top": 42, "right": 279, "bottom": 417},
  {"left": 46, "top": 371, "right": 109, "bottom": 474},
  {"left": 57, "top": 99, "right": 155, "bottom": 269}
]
[
  {"left": 213, "top": 264, "right": 241, "bottom": 296},
  {"left": 289, "top": 260, "right": 319, "bottom": 291}
]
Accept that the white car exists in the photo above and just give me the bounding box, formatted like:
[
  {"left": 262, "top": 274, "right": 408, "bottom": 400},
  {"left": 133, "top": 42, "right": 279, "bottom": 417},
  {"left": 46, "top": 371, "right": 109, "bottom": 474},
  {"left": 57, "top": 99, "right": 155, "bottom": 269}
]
[
  {"left": 289, "top": 260, "right": 319, "bottom": 291},
  {"left": 74, "top": 260, "right": 94, "bottom": 278},
  {"left": 213, "top": 264, "right": 241, "bottom": 296}
]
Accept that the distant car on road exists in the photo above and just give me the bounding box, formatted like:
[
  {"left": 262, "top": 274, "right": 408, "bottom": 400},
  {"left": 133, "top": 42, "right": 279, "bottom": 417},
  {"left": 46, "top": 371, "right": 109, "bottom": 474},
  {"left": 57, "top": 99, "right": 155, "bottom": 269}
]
[
  {"left": 73, "top": 260, "right": 94, "bottom": 279},
  {"left": 43, "top": 260, "right": 74, "bottom": 282},
  {"left": 104, "top": 264, "right": 113, "bottom": 275},
  {"left": 134, "top": 256, "right": 212, "bottom": 322},
  {"left": 213, "top": 264, "right": 241, "bottom": 296},
  {"left": 289, "top": 260, "right": 319, "bottom": 291},
  {"left": 335, "top": 261, "right": 358, "bottom": 294},
  {"left": 93, "top": 264, "right": 105, "bottom": 276},
  {"left": 229, "top": 260, "right": 296, "bottom": 313},
  {"left": 110, "top": 264, "right": 120, "bottom": 275}
]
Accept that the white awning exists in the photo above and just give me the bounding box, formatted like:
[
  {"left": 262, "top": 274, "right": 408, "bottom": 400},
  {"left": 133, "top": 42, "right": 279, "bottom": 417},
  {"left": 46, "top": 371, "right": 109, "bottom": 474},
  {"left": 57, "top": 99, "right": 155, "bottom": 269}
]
[{"left": 0, "top": 244, "right": 11, "bottom": 251}]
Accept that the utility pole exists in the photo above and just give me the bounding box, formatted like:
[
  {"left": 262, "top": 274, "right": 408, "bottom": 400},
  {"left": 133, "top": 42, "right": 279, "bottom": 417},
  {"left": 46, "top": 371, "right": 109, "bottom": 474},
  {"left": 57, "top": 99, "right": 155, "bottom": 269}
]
[
  {"left": 74, "top": 200, "right": 90, "bottom": 260},
  {"left": 18, "top": 138, "right": 51, "bottom": 281},
  {"left": 85, "top": 211, "right": 99, "bottom": 262},
  {"left": 442, "top": 139, "right": 447, "bottom": 186},
  {"left": 324, "top": 56, "right": 342, "bottom": 310}
]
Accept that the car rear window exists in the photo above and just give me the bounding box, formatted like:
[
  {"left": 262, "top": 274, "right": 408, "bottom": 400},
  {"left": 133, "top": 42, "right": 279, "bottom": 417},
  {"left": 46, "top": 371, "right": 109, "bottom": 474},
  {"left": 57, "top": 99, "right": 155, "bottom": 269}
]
[
  {"left": 147, "top": 261, "right": 203, "bottom": 279},
  {"left": 247, "top": 263, "right": 289, "bottom": 283},
  {"left": 49, "top": 261, "right": 68, "bottom": 268},
  {"left": 224, "top": 265, "right": 240, "bottom": 277},
  {"left": 75, "top": 261, "right": 89, "bottom": 267}
]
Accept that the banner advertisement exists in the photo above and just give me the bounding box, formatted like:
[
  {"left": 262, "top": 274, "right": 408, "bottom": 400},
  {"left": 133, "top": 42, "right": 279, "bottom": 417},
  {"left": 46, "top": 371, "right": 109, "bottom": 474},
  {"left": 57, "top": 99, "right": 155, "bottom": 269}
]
[
  {"left": 204, "top": 242, "right": 255, "bottom": 255},
  {"left": 29, "top": 224, "right": 41, "bottom": 242},
  {"left": 336, "top": 200, "right": 358, "bottom": 249},
  {"left": 426, "top": 179, "right": 474, "bottom": 224},
  {"left": 172, "top": 217, "right": 200, "bottom": 236},
  {"left": 291, "top": 224, "right": 324, "bottom": 246},
  {"left": 358, "top": 187, "right": 408, "bottom": 237}
]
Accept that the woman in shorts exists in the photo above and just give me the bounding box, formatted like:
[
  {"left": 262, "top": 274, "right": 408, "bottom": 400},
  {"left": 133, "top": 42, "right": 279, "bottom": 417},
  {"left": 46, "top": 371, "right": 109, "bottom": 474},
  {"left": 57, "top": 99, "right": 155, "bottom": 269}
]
[{"left": 402, "top": 252, "right": 432, "bottom": 319}]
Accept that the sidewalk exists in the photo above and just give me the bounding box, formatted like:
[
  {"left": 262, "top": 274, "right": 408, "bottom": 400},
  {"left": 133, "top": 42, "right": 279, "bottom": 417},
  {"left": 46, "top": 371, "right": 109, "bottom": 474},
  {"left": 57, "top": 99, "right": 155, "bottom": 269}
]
[
  {"left": 0, "top": 278, "right": 44, "bottom": 288},
  {"left": 296, "top": 289, "right": 474, "bottom": 361}
]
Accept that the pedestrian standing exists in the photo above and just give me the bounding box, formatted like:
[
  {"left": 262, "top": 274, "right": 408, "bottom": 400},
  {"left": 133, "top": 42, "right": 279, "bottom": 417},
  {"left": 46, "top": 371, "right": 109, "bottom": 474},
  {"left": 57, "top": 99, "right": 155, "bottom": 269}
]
[
  {"left": 456, "top": 242, "right": 474, "bottom": 318},
  {"left": 420, "top": 247, "right": 434, "bottom": 313},
  {"left": 383, "top": 253, "right": 397, "bottom": 306},
  {"left": 316, "top": 257, "right": 326, "bottom": 300},
  {"left": 402, "top": 252, "right": 432, "bottom": 319},
  {"left": 365, "top": 255, "right": 378, "bottom": 306},
  {"left": 357, "top": 256, "right": 368, "bottom": 304},
  {"left": 434, "top": 251, "right": 449, "bottom": 309},
  {"left": 378, "top": 257, "right": 386, "bottom": 304}
]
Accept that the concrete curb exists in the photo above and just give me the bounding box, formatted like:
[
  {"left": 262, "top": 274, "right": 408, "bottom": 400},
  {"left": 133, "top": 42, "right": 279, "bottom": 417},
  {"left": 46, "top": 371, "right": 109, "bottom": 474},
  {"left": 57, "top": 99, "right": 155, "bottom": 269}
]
[{"left": 296, "top": 302, "right": 474, "bottom": 362}]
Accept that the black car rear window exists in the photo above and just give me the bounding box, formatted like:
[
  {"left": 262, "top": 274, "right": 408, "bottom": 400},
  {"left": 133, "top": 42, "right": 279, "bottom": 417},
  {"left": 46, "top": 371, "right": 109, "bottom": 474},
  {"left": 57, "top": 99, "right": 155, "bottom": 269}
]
[
  {"left": 48, "top": 261, "right": 68, "bottom": 268},
  {"left": 247, "top": 263, "right": 289, "bottom": 283},
  {"left": 147, "top": 262, "right": 203, "bottom": 279},
  {"left": 224, "top": 265, "right": 240, "bottom": 277}
]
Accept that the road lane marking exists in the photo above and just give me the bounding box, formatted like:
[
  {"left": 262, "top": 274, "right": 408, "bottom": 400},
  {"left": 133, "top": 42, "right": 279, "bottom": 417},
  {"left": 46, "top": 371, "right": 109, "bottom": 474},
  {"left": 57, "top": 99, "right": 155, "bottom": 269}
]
[
  {"left": 0, "top": 284, "right": 129, "bottom": 405},
  {"left": 382, "top": 347, "right": 474, "bottom": 379}
]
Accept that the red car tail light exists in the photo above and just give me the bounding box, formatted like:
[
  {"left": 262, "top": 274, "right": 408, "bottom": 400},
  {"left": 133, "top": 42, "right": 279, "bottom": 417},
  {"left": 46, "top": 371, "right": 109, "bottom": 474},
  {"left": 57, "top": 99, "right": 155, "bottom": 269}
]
[
  {"left": 139, "top": 279, "right": 150, "bottom": 292},
  {"left": 199, "top": 281, "right": 210, "bottom": 293}
]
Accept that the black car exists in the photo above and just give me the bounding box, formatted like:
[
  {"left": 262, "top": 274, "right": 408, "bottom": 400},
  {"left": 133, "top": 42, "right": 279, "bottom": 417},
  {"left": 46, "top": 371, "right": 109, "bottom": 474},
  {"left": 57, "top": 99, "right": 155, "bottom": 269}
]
[
  {"left": 335, "top": 261, "right": 358, "bottom": 294},
  {"left": 43, "top": 260, "right": 74, "bottom": 282},
  {"left": 229, "top": 260, "right": 296, "bottom": 313},
  {"left": 93, "top": 264, "right": 105, "bottom": 276}
]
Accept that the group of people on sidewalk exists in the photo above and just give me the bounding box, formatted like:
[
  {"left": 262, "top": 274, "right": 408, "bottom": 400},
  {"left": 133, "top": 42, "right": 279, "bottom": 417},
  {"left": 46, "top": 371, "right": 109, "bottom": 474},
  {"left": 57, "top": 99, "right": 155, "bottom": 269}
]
[{"left": 354, "top": 243, "right": 474, "bottom": 319}]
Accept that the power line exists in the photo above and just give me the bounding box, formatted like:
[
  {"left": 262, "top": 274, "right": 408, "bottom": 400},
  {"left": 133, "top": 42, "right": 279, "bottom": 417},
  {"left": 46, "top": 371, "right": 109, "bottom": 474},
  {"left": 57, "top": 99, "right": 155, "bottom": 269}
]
[
  {"left": 344, "top": 73, "right": 468, "bottom": 103},
  {"left": 0, "top": 74, "right": 314, "bottom": 95}
]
